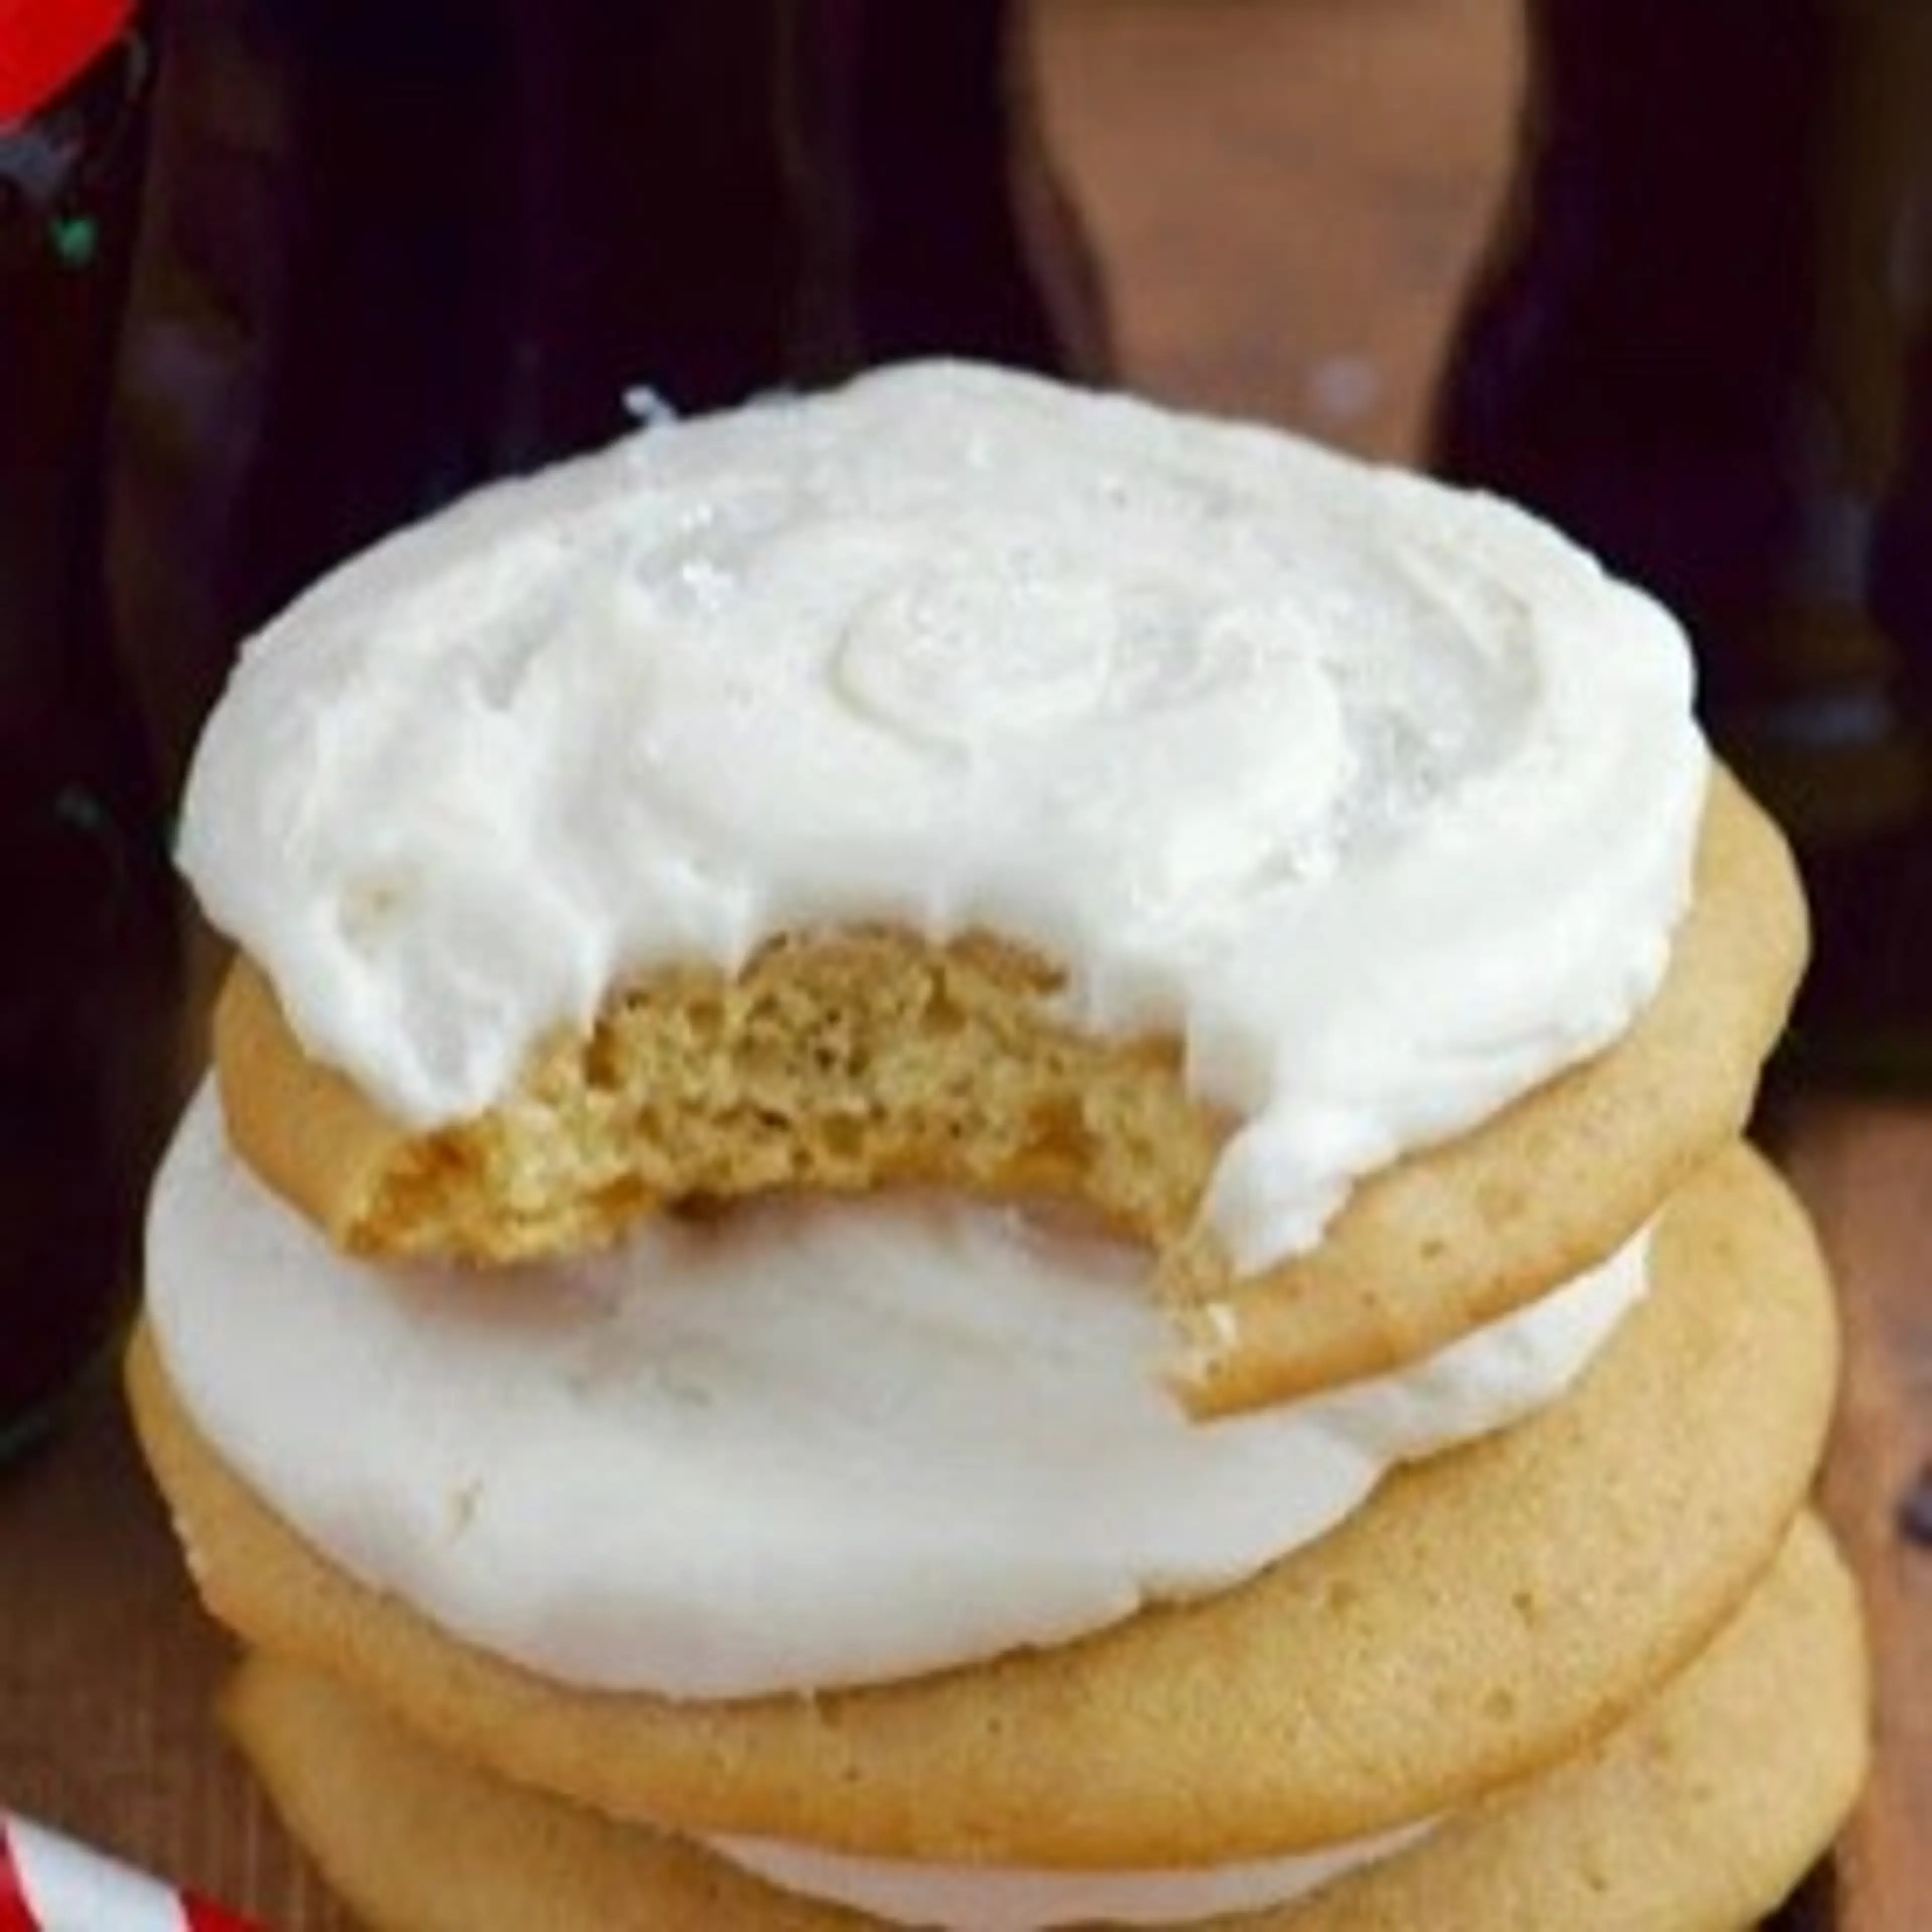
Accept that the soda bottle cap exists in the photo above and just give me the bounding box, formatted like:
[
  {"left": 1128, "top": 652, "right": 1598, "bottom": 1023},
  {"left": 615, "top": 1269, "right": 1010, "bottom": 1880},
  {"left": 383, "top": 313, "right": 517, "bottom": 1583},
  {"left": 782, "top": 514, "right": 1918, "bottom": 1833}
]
[{"left": 0, "top": 0, "right": 133, "bottom": 126}]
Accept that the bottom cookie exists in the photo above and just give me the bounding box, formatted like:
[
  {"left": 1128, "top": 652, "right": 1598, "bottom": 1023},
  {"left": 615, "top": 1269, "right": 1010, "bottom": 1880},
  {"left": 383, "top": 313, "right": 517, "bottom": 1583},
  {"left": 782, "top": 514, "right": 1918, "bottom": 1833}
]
[{"left": 225, "top": 1515, "right": 1864, "bottom": 1932}]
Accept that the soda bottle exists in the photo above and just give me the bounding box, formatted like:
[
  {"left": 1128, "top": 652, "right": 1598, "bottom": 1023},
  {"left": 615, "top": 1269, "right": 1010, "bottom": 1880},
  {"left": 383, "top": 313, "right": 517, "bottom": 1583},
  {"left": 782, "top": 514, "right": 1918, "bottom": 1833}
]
[
  {"left": 1, "top": 0, "right": 179, "bottom": 1454},
  {"left": 1433, "top": 0, "right": 1932, "bottom": 1079}
]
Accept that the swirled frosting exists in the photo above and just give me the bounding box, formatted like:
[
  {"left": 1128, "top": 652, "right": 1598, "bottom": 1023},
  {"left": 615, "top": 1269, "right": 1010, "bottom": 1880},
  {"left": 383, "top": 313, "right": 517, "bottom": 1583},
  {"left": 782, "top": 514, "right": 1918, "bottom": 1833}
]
[
  {"left": 147, "top": 1085, "right": 1648, "bottom": 1699},
  {"left": 178, "top": 361, "right": 1706, "bottom": 1266}
]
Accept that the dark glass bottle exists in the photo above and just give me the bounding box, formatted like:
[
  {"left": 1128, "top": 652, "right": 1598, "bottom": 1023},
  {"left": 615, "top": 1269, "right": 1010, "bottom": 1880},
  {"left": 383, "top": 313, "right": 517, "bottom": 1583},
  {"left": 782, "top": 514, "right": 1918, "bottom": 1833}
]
[
  {"left": 109, "top": 0, "right": 1109, "bottom": 803},
  {"left": 1434, "top": 0, "right": 1932, "bottom": 1080},
  {"left": 1, "top": 1, "right": 179, "bottom": 1455}
]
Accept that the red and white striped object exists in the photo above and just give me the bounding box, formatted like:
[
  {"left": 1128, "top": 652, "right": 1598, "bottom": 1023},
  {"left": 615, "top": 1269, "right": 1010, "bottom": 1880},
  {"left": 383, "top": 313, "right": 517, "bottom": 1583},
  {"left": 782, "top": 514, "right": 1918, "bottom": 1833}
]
[{"left": 1, "top": 1814, "right": 261, "bottom": 1932}]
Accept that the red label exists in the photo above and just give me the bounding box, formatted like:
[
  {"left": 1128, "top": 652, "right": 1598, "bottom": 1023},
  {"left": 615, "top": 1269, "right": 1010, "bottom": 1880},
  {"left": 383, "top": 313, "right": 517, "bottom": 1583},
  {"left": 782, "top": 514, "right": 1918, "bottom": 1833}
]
[{"left": 0, "top": 0, "right": 134, "bottom": 126}]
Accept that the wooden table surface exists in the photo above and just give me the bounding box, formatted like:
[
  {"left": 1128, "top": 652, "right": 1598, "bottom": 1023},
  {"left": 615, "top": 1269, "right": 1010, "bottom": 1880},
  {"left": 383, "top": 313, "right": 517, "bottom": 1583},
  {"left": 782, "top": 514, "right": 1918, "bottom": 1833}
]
[
  {"left": 6, "top": 4, "right": 1928, "bottom": 1927},
  {"left": 1777, "top": 1098, "right": 1932, "bottom": 1932}
]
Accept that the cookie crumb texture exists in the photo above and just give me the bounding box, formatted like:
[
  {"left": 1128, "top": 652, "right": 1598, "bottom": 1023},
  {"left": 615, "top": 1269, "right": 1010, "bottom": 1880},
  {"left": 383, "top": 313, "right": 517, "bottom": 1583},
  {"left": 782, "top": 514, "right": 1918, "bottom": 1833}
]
[{"left": 222, "top": 926, "right": 1221, "bottom": 1261}]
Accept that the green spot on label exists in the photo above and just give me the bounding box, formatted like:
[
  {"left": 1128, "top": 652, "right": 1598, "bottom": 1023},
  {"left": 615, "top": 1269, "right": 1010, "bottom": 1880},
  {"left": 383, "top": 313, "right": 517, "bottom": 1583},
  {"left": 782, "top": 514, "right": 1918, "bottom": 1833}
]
[{"left": 51, "top": 214, "right": 98, "bottom": 268}]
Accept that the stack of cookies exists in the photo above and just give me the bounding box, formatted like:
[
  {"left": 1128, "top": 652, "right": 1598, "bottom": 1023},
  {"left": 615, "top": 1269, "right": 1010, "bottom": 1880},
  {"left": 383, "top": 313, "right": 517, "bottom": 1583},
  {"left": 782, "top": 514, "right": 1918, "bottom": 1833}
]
[{"left": 130, "top": 363, "right": 1866, "bottom": 1930}]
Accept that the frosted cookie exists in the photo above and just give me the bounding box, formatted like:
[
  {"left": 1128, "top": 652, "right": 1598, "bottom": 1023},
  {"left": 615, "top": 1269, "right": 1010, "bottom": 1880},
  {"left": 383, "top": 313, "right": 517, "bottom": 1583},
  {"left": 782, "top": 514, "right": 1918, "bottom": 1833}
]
[
  {"left": 142, "top": 1080, "right": 1652, "bottom": 1698},
  {"left": 224, "top": 1514, "right": 1867, "bottom": 1931},
  {"left": 172, "top": 361, "right": 1797, "bottom": 1409},
  {"left": 209, "top": 763, "right": 1798, "bottom": 1415},
  {"left": 127, "top": 1143, "right": 1837, "bottom": 1865}
]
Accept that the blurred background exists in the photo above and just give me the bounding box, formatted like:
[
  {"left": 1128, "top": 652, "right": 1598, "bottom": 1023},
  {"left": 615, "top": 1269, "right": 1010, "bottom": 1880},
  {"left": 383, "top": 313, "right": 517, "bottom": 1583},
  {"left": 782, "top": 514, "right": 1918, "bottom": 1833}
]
[{"left": 1037, "top": 0, "right": 1518, "bottom": 461}]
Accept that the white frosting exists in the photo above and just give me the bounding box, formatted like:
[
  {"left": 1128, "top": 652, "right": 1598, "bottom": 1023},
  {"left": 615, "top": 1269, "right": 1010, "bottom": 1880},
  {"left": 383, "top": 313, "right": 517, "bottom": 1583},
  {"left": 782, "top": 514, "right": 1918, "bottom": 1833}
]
[
  {"left": 176, "top": 361, "right": 1705, "bottom": 1270},
  {"left": 148, "top": 1086, "right": 1648, "bottom": 1700},
  {"left": 705, "top": 1819, "right": 1434, "bottom": 1929}
]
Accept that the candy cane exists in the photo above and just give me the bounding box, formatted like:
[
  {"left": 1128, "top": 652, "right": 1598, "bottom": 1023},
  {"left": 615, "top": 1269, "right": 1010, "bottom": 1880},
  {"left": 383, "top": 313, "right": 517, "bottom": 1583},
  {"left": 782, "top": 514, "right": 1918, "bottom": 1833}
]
[{"left": 0, "top": 1814, "right": 261, "bottom": 1932}]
